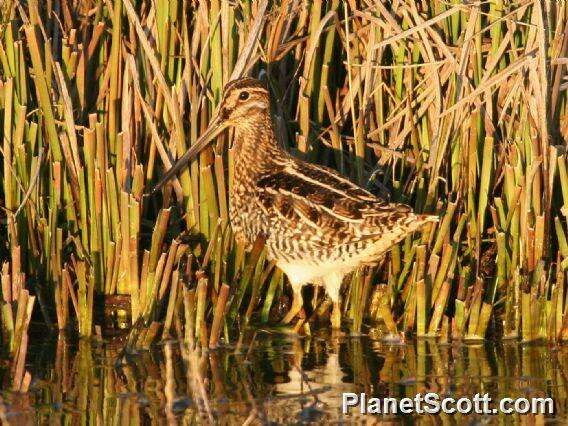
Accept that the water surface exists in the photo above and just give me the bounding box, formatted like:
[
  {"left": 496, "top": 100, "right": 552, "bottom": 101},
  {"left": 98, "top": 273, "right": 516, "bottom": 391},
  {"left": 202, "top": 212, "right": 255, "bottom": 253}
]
[{"left": 1, "top": 330, "right": 567, "bottom": 424}]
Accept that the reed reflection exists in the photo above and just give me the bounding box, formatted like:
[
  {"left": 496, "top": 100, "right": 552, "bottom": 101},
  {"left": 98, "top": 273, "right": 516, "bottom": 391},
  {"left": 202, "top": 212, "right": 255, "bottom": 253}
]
[{"left": 0, "top": 334, "right": 566, "bottom": 424}]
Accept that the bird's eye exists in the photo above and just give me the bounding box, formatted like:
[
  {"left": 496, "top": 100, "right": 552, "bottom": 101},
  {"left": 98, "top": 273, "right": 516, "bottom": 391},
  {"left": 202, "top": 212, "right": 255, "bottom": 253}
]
[{"left": 239, "top": 91, "right": 250, "bottom": 101}]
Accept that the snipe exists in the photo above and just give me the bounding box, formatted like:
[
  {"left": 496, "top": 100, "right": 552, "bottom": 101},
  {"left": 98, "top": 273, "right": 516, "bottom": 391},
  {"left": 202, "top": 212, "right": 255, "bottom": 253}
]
[{"left": 152, "top": 77, "right": 437, "bottom": 329}]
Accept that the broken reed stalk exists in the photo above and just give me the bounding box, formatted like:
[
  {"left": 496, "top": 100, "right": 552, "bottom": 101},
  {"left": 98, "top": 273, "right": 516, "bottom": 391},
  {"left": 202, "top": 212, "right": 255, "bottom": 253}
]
[
  {"left": 209, "top": 283, "right": 230, "bottom": 348},
  {"left": 1, "top": 253, "right": 34, "bottom": 392}
]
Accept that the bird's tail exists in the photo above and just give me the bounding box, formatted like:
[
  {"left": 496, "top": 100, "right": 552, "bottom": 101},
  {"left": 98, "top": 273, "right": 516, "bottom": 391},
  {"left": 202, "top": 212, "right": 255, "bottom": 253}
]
[
  {"left": 415, "top": 213, "right": 439, "bottom": 227},
  {"left": 399, "top": 213, "right": 438, "bottom": 236},
  {"left": 362, "top": 212, "right": 439, "bottom": 263}
]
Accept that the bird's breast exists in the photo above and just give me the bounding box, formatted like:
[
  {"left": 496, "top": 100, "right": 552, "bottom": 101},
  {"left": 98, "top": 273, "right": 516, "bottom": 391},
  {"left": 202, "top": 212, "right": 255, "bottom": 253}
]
[{"left": 229, "top": 179, "right": 266, "bottom": 250}]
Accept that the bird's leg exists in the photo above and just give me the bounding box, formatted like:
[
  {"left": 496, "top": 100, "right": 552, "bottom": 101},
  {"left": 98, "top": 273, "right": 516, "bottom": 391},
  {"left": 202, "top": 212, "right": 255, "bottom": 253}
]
[
  {"left": 323, "top": 273, "right": 344, "bottom": 330},
  {"left": 281, "top": 284, "right": 303, "bottom": 325},
  {"left": 331, "top": 301, "right": 341, "bottom": 330}
]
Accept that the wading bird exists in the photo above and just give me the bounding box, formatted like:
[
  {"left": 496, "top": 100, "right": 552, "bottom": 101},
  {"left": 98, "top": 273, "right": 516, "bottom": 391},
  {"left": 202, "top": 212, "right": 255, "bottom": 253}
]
[{"left": 152, "top": 77, "right": 437, "bottom": 329}]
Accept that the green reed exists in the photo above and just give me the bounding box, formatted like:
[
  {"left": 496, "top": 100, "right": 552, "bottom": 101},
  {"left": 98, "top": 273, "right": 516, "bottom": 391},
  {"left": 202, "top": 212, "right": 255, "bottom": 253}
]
[{"left": 1, "top": 0, "right": 568, "bottom": 373}]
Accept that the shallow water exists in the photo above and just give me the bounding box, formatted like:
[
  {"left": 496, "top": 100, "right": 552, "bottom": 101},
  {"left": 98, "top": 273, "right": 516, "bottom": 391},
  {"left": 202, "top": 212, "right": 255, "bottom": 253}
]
[{"left": 1, "top": 329, "right": 567, "bottom": 424}]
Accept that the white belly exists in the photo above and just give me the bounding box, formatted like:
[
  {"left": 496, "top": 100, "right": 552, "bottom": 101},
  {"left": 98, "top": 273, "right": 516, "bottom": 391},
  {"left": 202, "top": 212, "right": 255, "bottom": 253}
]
[{"left": 277, "top": 259, "right": 360, "bottom": 286}]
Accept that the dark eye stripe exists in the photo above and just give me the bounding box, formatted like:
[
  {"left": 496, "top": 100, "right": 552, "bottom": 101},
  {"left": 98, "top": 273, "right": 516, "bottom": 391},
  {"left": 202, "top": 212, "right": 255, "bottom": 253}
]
[{"left": 221, "top": 107, "right": 232, "bottom": 119}]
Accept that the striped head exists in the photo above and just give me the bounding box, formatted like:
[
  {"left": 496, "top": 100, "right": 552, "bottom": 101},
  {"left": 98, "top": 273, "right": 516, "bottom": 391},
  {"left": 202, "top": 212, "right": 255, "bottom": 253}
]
[
  {"left": 149, "top": 77, "right": 272, "bottom": 194},
  {"left": 218, "top": 78, "right": 270, "bottom": 125}
]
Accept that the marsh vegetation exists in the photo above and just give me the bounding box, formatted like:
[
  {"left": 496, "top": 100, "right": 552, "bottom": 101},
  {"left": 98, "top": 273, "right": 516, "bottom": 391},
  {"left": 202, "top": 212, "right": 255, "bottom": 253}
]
[{"left": 1, "top": 0, "right": 568, "bottom": 417}]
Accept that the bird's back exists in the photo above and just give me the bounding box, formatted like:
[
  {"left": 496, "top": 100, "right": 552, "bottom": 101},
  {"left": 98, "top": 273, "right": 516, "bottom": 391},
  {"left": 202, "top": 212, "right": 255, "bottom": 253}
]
[{"left": 234, "top": 153, "right": 436, "bottom": 268}]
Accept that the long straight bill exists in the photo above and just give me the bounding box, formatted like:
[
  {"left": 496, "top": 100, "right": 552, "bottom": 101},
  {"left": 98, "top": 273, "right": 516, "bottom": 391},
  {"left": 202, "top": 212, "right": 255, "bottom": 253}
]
[{"left": 149, "top": 114, "right": 227, "bottom": 195}]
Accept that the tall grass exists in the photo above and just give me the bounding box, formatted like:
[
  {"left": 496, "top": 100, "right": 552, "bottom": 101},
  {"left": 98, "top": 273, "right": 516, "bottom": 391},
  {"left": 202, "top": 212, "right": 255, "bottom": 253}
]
[{"left": 1, "top": 0, "right": 568, "bottom": 363}]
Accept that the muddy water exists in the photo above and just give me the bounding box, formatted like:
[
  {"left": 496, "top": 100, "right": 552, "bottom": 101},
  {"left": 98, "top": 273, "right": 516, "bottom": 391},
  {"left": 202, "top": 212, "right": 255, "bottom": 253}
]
[{"left": 1, "top": 330, "right": 567, "bottom": 424}]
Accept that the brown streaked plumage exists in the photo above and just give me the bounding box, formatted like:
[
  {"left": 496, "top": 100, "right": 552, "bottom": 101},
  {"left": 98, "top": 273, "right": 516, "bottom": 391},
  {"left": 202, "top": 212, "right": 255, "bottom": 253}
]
[{"left": 152, "top": 77, "right": 438, "bottom": 329}]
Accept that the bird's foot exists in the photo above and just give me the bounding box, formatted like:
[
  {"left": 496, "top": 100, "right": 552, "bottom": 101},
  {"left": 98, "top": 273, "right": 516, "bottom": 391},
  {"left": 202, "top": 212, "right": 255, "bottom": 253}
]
[
  {"left": 274, "top": 310, "right": 306, "bottom": 335},
  {"left": 273, "top": 325, "right": 300, "bottom": 335},
  {"left": 331, "top": 328, "right": 346, "bottom": 338}
]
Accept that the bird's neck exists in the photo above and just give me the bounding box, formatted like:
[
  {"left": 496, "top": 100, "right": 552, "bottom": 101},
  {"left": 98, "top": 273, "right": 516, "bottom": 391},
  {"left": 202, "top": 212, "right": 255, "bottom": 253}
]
[{"left": 232, "top": 112, "right": 285, "bottom": 175}]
